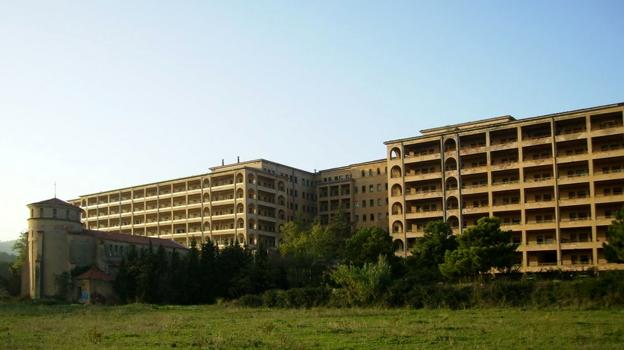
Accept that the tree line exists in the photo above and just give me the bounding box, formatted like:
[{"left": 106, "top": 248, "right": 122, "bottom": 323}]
[{"left": 112, "top": 213, "right": 521, "bottom": 304}]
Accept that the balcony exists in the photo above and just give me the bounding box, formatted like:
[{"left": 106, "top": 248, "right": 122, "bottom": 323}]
[
  {"left": 559, "top": 218, "right": 593, "bottom": 228},
  {"left": 500, "top": 222, "right": 522, "bottom": 230},
  {"left": 594, "top": 193, "right": 624, "bottom": 204},
  {"left": 460, "top": 165, "right": 488, "bottom": 175},
  {"left": 558, "top": 196, "right": 589, "bottom": 206},
  {"left": 489, "top": 141, "right": 518, "bottom": 152},
  {"left": 490, "top": 161, "right": 519, "bottom": 171},
  {"left": 524, "top": 220, "right": 555, "bottom": 230},
  {"left": 523, "top": 177, "right": 554, "bottom": 189},
  {"left": 211, "top": 197, "right": 235, "bottom": 205},
  {"left": 461, "top": 183, "right": 488, "bottom": 194},
  {"left": 561, "top": 241, "right": 595, "bottom": 250},
  {"left": 591, "top": 124, "right": 624, "bottom": 137},
  {"left": 556, "top": 152, "right": 590, "bottom": 164},
  {"left": 211, "top": 182, "right": 235, "bottom": 191},
  {"left": 522, "top": 136, "right": 552, "bottom": 147},
  {"left": 491, "top": 180, "right": 520, "bottom": 190},
  {"left": 592, "top": 169, "right": 624, "bottom": 181},
  {"left": 524, "top": 200, "right": 555, "bottom": 209},
  {"left": 522, "top": 157, "right": 552, "bottom": 167},
  {"left": 404, "top": 152, "right": 440, "bottom": 163},
  {"left": 463, "top": 206, "right": 489, "bottom": 214},
  {"left": 405, "top": 190, "right": 443, "bottom": 200},
  {"left": 557, "top": 173, "right": 589, "bottom": 185},
  {"left": 592, "top": 147, "right": 624, "bottom": 159},
  {"left": 526, "top": 242, "right": 558, "bottom": 251},
  {"left": 405, "top": 210, "right": 444, "bottom": 219},
  {"left": 404, "top": 172, "right": 442, "bottom": 182},
  {"left": 595, "top": 216, "right": 614, "bottom": 226},
  {"left": 492, "top": 202, "right": 521, "bottom": 211},
  {"left": 555, "top": 131, "right": 588, "bottom": 142},
  {"left": 459, "top": 145, "right": 487, "bottom": 155}
]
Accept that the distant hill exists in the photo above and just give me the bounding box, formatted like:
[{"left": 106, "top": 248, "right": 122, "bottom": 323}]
[
  {"left": 0, "top": 252, "right": 15, "bottom": 264},
  {"left": 0, "top": 240, "right": 16, "bottom": 255}
]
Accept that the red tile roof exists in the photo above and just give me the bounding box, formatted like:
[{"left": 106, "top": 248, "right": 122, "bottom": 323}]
[
  {"left": 82, "top": 230, "right": 187, "bottom": 250},
  {"left": 75, "top": 266, "right": 114, "bottom": 281}
]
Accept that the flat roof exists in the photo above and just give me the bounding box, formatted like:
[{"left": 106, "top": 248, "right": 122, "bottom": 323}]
[
  {"left": 384, "top": 101, "right": 624, "bottom": 145},
  {"left": 209, "top": 158, "right": 314, "bottom": 175},
  {"left": 317, "top": 158, "right": 387, "bottom": 173}
]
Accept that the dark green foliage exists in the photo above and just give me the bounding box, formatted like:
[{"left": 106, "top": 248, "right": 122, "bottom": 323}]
[
  {"left": 198, "top": 240, "right": 217, "bottom": 303},
  {"left": 381, "top": 271, "right": 624, "bottom": 309},
  {"left": 439, "top": 217, "right": 518, "bottom": 280},
  {"left": 604, "top": 208, "right": 624, "bottom": 262},
  {"left": 344, "top": 227, "right": 393, "bottom": 266},
  {"left": 405, "top": 221, "right": 457, "bottom": 283},
  {"left": 0, "top": 232, "right": 28, "bottom": 296},
  {"left": 238, "top": 287, "right": 331, "bottom": 308}
]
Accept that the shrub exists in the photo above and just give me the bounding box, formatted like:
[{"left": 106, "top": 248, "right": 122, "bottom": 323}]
[
  {"left": 330, "top": 256, "right": 392, "bottom": 306},
  {"left": 237, "top": 294, "right": 263, "bottom": 308}
]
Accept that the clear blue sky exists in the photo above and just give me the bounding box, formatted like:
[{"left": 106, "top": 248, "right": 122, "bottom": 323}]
[{"left": 1, "top": 1, "right": 622, "bottom": 241}]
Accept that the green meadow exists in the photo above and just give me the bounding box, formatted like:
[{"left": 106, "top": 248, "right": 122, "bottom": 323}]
[{"left": 1, "top": 303, "right": 623, "bottom": 349}]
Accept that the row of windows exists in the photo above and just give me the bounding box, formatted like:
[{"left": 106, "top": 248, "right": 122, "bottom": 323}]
[
  {"left": 354, "top": 183, "right": 388, "bottom": 194},
  {"left": 353, "top": 212, "right": 388, "bottom": 222},
  {"left": 360, "top": 167, "right": 387, "bottom": 177},
  {"left": 354, "top": 198, "right": 387, "bottom": 208}
]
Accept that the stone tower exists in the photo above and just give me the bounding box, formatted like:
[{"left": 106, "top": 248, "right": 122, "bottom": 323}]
[{"left": 25, "top": 198, "right": 83, "bottom": 299}]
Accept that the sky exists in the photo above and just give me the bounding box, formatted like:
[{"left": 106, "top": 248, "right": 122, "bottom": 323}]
[{"left": 0, "top": 1, "right": 623, "bottom": 241}]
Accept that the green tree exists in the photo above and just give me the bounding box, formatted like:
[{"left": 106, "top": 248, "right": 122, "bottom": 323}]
[
  {"left": 199, "top": 240, "right": 218, "bottom": 303},
  {"left": 439, "top": 217, "right": 518, "bottom": 280},
  {"left": 330, "top": 255, "right": 392, "bottom": 306},
  {"left": 184, "top": 239, "right": 202, "bottom": 304},
  {"left": 405, "top": 221, "right": 458, "bottom": 283},
  {"left": 114, "top": 258, "right": 130, "bottom": 303},
  {"left": 344, "top": 227, "right": 394, "bottom": 266},
  {"left": 5, "top": 232, "right": 28, "bottom": 296},
  {"left": 604, "top": 208, "right": 624, "bottom": 263}
]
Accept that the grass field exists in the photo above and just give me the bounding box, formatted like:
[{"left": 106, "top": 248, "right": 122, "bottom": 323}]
[{"left": 1, "top": 303, "right": 623, "bottom": 349}]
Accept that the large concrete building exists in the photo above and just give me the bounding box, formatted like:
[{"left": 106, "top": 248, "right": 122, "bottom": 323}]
[
  {"left": 386, "top": 102, "right": 624, "bottom": 271},
  {"left": 70, "top": 159, "right": 389, "bottom": 249},
  {"left": 317, "top": 159, "right": 388, "bottom": 230},
  {"left": 62, "top": 102, "right": 624, "bottom": 272}
]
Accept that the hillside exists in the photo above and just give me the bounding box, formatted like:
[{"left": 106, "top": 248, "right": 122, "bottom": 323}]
[{"left": 0, "top": 240, "right": 16, "bottom": 255}]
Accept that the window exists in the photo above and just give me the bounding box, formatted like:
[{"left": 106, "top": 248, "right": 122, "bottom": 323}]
[
  {"left": 361, "top": 170, "right": 365, "bottom": 177},
  {"left": 362, "top": 200, "right": 366, "bottom": 208},
  {"left": 370, "top": 214, "right": 374, "bottom": 221},
  {"left": 377, "top": 168, "right": 380, "bottom": 175},
  {"left": 362, "top": 185, "right": 366, "bottom": 193},
  {"left": 369, "top": 169, "right": 373, "bottom": 176},
  {"left": 370, "top": 199, "right": 374, "bottom": 207},
  {"left": 369, "top": 185, "right": 374, "bottom": 192}
]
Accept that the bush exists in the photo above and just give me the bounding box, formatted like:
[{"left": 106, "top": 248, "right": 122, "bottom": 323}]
[
  {"left": 236, "top": 294, "right": 263, "bottom": 308},
  {"left": 330, "top": 256, "right": 392, "bottom": 306},
  {"left": 239, "top": 287, "right": 331, "bottom": 308}
]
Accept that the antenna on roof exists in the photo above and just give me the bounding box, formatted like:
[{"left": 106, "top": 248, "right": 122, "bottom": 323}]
[
  {"left": 222, "top": 159, "right": 224, "bottom": 166},
  {"left": 237, "top": 156, "right": 240, "bottom": 163},
  {"left": 54, "top": 181, "right": 57, "bottom": 198}
]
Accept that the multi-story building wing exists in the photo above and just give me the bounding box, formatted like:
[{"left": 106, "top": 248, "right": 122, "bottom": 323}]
[
  {"left": 317, "top": 159, "right": 389, "bottom": 230},
  {"left": 386, "top": 102, "right": 624, "bottom": 272},
  {"left": 70, "top": 159, "right": 317, "bottom": 247}
]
